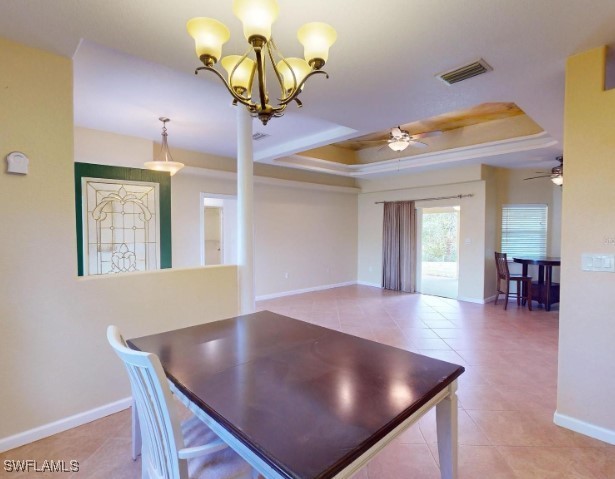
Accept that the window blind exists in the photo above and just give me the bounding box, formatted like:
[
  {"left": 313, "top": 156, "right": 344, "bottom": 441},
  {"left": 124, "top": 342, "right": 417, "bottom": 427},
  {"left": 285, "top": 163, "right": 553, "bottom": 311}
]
[{"left": 501, "top": 204, "right": 548, "bottom": 257}]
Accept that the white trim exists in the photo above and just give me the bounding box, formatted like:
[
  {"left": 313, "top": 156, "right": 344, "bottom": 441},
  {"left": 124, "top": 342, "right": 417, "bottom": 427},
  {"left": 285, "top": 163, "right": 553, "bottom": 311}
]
[
  {"left": 256, "top": 281, "right": 356, "bottom": 301},
  {"left": 254, "top": 125, "right": 358, "bottom": 163},
  {"left": 356, "top": 280, "right": 381, "bottom": 288},
  {"left": 272, "top": 132, "right": 558, "bottom": 178},
  {"left": 553, "top": 411, "right": 615, "bottom": 445},
  {"left": 181, "top": 166, "right": 359, "bottom": 194},
  {"left": 0, "top": 397, "right": 132, "bottom": 453},
  {"left": 456, "top": 295, "right": 497, "bottom": 304}
]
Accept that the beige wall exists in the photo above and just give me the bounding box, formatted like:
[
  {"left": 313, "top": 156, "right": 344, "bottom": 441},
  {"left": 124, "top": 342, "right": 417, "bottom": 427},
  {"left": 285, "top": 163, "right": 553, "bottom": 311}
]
[
  {"left": 75, "top": 127, "right": 359, "bottom": 299},
  {"left": 0, "top": 37, "right": 240, "bottom": 447},
  {"left": 557, "top": 46, "right": 615, "bottom": 443},
  {"left": 357, "top": 167, "right": 488, "bottom": 302},
  {"left": 171, "top": 171, "right": 358, "bottom": 297},
  {"left": 254, "top": 183, "right": 358, "bottom": 296}
]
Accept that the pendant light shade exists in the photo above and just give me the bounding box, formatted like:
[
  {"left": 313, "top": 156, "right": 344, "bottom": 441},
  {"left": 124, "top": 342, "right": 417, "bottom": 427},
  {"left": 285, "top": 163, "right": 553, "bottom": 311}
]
[{"left": 144, "top": 117, "right": 184, "bottom": 176}]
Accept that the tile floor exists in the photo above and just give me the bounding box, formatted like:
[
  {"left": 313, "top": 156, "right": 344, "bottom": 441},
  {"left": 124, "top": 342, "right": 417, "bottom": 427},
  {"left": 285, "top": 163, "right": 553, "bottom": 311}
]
[{"left": 2, "top": 285, "right": 613, "bottom": 478}]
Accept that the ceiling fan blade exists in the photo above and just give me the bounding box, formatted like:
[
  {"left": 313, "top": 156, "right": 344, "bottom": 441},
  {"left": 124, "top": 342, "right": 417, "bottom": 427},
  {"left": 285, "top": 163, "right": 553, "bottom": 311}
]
[
  {"left": 410, "top": 130, "right": 442, "bottom": 140},
  {"left": 409, "top": 140, "right": 428, "bottom": 148},
  {"left": 523, "top": 175, "right": 553, "bottom": 180}
]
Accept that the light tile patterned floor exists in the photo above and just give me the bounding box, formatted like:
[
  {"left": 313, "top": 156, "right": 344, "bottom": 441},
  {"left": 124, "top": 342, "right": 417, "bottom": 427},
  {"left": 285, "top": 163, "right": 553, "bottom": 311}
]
[{"left": 2, "top": 286, "right": 614, "bottom": 478}]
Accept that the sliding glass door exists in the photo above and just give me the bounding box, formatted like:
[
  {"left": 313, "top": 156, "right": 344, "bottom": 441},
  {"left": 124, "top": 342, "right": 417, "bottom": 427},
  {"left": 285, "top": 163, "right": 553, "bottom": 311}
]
[{"left": 417, "top": 206, "right": 460, "bottom": 299}]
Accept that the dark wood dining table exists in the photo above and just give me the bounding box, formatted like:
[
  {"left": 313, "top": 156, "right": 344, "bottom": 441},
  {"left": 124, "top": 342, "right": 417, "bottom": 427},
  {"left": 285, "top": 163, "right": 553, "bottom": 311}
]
[
  {"left": 128, "top": 310, "right": 464, "bottom": 479},
  {"left": 513, "top": 256, "right": 561, "bottom": 311}
]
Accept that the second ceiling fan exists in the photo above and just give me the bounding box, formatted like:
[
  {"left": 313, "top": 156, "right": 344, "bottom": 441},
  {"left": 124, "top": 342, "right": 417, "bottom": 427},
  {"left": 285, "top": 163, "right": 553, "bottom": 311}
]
[{"left": 524, "top": 156, "right": 563, "bottom": 186}]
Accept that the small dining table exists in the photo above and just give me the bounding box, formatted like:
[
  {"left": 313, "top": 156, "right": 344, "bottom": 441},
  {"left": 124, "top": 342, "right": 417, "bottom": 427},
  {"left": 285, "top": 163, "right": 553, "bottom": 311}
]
[
  {"left": 513, "top": 256, "right": 561, "bottom": 311},
  {"left": 128, "top": 310, "right": 464, "bottom": 479}
]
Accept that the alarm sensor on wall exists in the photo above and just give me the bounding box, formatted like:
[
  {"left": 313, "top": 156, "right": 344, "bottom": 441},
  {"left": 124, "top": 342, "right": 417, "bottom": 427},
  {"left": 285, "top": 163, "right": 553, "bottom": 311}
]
[{"left": 6, "top": 151, "right": 29, "bottom": 175}]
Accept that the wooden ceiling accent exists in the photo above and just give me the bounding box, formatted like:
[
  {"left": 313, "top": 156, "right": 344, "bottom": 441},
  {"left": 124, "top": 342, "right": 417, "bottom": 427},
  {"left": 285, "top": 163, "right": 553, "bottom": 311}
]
[{"left": 336, "top": 102, "right": 526, "bottom": 151}]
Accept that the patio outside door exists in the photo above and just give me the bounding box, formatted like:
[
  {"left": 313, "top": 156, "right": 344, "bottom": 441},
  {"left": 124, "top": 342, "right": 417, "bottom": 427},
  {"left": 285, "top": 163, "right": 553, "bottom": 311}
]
[{"left": 418, "top": 206, "right": 460, "bottom": 299}]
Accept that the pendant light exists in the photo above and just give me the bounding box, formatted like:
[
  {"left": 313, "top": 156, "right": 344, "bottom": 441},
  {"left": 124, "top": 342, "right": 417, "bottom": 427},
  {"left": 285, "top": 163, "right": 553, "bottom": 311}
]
[{"left": 144, "top": 117, "right": 184, "bottom": 176}]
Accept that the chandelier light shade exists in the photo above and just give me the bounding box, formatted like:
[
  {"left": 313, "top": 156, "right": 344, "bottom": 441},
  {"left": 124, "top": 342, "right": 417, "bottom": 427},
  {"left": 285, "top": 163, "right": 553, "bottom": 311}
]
[
  {"left": 221, "top": 55, "right": 257, "bottom": 93},
  {"left": 187, "top": 0, "right": 336, "bottom": 125},
  {"left": 144, "top": 117, "right": 184, "bottom": 176},
  {"left": 232, "top": 0, "right": 279, "bottom": 41},
  {"left": 186, "top": 18, "right": 230, "bottom": 64},
  {"left": 297, "top": 22, "right": 337, "bottom": 68},
  {"left": 551, "top": 175, "right": 563, "bottom": 186},
  {"left": 276, "top": 57, "right": 312, "bottom": 93}
]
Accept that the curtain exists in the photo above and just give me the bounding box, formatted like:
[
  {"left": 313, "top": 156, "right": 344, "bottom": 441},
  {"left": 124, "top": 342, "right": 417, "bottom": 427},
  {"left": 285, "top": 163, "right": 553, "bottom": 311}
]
[{"left": 382, "top": 201, "right": 417, "bottom": 292}]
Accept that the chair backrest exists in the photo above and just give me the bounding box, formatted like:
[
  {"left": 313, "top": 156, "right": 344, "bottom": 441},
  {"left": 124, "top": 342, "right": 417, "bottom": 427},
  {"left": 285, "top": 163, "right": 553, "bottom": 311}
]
[
  {"left": 494, "top": 252, "right": 510, "bottom": 281},
  {"left": 107, "top": 326, "right": 187, "bottom": 479}
]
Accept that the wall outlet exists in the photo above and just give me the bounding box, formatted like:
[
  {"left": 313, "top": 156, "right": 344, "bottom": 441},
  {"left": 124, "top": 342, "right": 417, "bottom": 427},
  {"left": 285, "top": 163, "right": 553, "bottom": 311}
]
[{"left": 284, "top": 272, "right": 289, "bottom": 279}]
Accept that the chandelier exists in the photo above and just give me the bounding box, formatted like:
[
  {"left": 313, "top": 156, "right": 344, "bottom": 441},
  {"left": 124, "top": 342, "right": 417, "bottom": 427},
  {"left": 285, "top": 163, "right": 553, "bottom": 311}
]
[
  {"left": 144, "top": 117, "right": 184, "bottom": 176},
  {"left": 187, "top": 0, "right": 336, "bottom": 125}
]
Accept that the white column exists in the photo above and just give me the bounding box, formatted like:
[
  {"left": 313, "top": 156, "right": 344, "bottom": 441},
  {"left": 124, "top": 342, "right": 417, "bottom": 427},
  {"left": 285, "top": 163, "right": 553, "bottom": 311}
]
[{"left": 236, "top": 107, "right": 255, "bottom": 314}]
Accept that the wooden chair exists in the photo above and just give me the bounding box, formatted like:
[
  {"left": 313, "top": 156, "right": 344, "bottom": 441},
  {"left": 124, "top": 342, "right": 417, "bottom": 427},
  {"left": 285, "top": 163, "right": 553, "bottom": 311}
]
[
  {"left": 107, "top": 325, "right": 255, "bottom": 479},
  {"left": 494, "top": 252, "right": 532, "bottom": 310}
]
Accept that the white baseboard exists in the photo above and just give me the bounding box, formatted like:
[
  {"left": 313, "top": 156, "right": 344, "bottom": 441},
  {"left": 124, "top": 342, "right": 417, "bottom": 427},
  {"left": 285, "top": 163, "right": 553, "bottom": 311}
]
[
  {"left": 356, "top": 281, "right": 381, "bottom": 288},
  {"left": 553, "top": 411, "right": 615, "bottom": 445},
  {"left": 0, "top": 397, "right": 132, "bottom": 453},
  {"left": 256, "top": 281, "right": 356, "bottom": 301},
  {"left": 438, "top": 295, "right": 494, "bottom": 304}
]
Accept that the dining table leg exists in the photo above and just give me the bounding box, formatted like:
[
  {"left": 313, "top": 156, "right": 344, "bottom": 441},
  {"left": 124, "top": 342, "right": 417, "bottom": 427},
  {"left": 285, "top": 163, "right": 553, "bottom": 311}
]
[{"left": 436, "top": 381, "right": 459, "bottom": 479}]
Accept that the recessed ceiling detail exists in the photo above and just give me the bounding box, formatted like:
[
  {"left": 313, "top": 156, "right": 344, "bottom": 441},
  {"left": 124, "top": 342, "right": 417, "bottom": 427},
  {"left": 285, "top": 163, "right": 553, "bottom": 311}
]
[{"left": 331, "top": 103, "right": 532, "bottom": 152}]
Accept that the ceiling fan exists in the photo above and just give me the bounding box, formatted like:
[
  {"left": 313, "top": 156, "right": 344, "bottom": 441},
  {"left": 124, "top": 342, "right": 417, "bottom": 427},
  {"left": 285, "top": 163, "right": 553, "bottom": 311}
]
[
  {"left": 364, "top": 126, "right": 442, "bottom": 152},
  {"left": 524, "top": 156, "right": 563, "bottom": 186}
]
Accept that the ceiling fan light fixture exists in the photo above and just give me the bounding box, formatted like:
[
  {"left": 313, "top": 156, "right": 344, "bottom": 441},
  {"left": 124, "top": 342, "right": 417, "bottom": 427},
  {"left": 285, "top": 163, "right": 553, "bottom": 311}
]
[
  {"left": 551, "top": 175, "right": 563, "bottom": 186},
  {"left": 388, "top": 140, "right": 410, "bottom": 152},
  {"left": 144, "top": 117, "right": 184, "bottom": 176}
]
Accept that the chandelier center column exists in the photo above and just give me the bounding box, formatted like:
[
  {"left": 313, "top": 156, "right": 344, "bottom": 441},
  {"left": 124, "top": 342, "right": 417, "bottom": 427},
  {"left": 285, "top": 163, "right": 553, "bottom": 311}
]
[{"left": 237, "top": 106, "right": 255, "bottom": 314}]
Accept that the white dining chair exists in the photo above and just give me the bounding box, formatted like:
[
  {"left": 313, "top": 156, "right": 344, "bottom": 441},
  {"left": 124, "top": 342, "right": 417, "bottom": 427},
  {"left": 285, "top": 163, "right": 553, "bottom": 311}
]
[{"left": 107, "top": 325, "right": 255, "bottom": 479}]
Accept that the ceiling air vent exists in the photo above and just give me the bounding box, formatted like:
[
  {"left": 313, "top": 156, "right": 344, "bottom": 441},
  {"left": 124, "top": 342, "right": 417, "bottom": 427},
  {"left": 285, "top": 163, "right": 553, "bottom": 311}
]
[
  {"left": 437, "top": 59, "right": 492, "bottom": 85},
  {"left": 252, "top": 132, "right": 270, "bottom": 141}
]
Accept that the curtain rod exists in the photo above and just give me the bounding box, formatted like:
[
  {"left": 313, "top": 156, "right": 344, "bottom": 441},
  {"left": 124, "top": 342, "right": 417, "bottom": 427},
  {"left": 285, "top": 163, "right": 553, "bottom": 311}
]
[{"left": 374, "top": 194, "right": 473, "bottom": 205}]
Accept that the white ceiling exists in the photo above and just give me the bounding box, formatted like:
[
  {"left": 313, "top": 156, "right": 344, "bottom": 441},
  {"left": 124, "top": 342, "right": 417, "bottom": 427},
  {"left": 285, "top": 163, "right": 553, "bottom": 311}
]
[{"left": 3, "top": 0, "right": 615, "bottom": 174}]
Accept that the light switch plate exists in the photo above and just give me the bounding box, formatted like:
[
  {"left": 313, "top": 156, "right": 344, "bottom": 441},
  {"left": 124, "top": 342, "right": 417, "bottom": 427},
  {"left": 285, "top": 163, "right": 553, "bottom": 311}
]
[{"left": 581, "top": 253, "right": 615, "bottom": 272}]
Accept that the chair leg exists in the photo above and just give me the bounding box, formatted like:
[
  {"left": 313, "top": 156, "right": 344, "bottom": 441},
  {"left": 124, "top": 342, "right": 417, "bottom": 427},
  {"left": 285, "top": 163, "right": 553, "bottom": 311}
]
[
  {"left": 494, "top": 291, "right": 500, "bottom": 305},
  {"left": 516, "top": 282, "right": 521, "bottom": 306},
  {"left": 504, "top": 283, "right": 509, "bottom": 310},
  {"left": 526, "top": 281, "right": 532, "bottom": 311},
  {"left": 131, "top": 399, "right": 141, "bottom": 461}
]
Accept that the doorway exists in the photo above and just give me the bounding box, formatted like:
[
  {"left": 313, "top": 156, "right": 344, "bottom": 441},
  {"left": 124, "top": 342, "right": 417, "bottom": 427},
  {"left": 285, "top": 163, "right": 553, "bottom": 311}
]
[
  {"left": 201, "top": 195, "right": 237, "bottom": 266},
  {"left": 417, "top": 206, "right": 460, "bottom": 299},
  {"left": 204, "top": 206, "right": 223, "bottom": 265}
]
